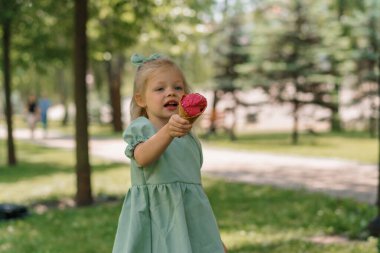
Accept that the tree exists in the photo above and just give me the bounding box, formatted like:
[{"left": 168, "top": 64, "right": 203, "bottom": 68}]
[
  {"left": 357, "top": 0, "right": 380, "bottom": 238},
  {"left": 5, "top": 1, "right": 74, "bottom": 125},
  {"left": 88, "top": 0, "right": 215, "bottom": 131},
  {"left": 88, "top": 0, "right": 154, "bottom": 132},
  {"left": 330, "top": 0, "right": 364, "bottom": 21},
  {"left": 0, "top": 0, "right": 20, "bottom": 166},
  {"left": 1, "top": 0, "right": 74, "bottom": 165},
  {"left": 207, "top": 0, "right": 250, "bottom": 140},
  {"left": 74, "top": 0, "right": 92, "bottom": 206},
  {"left": 249, "top": 0, "right": 344, "bottom": 144},
  {"left": 129, "top": 0, "right": 215, "bottom": 86},
  {"left": 347, "top": 1, "right": 379, "bottom": 137}
]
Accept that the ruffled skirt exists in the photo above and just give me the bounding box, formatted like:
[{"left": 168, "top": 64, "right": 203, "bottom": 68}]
[{"left": 112, "top": 182, "right": 224, "bottom": 253}]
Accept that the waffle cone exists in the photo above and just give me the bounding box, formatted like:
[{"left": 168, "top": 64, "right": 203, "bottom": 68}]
[{"left": 178, "top": 103, "right": 201, "bottom": 124}]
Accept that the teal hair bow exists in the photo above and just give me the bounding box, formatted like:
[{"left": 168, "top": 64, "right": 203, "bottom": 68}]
[{"left": 131, "top": 53, "right": 162, "bottom": 66}]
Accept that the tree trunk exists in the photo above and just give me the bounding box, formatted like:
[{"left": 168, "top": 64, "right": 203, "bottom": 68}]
[
  {"left": 227, "top": 91, "right": 239, "bottom": 141},
  {"left": 290, "top": 2, "right": 302, "bottom": 145},
  {"left": 330, "top": 110, "right": 341, "bottom": 132},
  {"left": 106, "top": 55, "right": 124, "bottom": 133},
  {"left": 376, "top": 28, "right": 380, "bottom": 213},
  {"left": 57, "top": 69, "right": 69, "bottom": 126},
  {"left": 330, "top": 83, "right": 341, "bottom": 132},
  {"left": 367, "top": 11, "right": 380, "bottom": 237},
  {"left": 74, "top": 0, "right": 93, "bottom": 206},
  {"left": 369, "top": 102, "right": 376, "bottom": 138},
  {"left": 377, "top": 46, "right": 380, "bottom": 212},
  {"left": 227, "top": 107, "right": 237, "bottom": 141},
  {"left": 61, "top": 102, "right": 69, "bottom": 126},
  {"left": 292, "top": 99, "right": 299, "bottom": 145},
  {"left": 368, "top": 2, "right": 379, "bottom": 138},
  {"left": 2, "top": 18, "right": 17, "bottom": 165},
  {"left": 207, "top": 89, "right": 219, "bottom": 137}
]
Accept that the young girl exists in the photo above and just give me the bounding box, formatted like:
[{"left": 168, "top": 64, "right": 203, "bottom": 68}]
[{"left": 112, "top": 53, "right": 227, "bottom": 253}]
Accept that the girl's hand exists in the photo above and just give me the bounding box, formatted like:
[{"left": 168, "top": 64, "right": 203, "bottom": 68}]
[
  {"left": 166, "top": 114, "right": 192, "bottom": 138},
  {"left": 134, "top": 114, "right": 191, "bottom": 166}
]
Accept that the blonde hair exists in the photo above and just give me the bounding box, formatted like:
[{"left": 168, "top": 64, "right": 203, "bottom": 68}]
[{"left": 130, "top": 57, "right": 191, "bottom": 120}]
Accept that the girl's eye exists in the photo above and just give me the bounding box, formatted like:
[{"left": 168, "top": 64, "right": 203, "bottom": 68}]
[
  {"left": 175, "top": 86, "right": 183, "bottom": 90},
  {"left": 154, "top": 87, "right": 164, "bottom": 91}
]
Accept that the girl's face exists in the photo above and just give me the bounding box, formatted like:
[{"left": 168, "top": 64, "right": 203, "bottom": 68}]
[{"left": 136, "top": 66, "right": 186, "bottom": 128}]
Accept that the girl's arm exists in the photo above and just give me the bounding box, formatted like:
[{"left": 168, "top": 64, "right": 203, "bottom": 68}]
[{"left": 134, "top": 115, "right": 191, "bottom": 167}]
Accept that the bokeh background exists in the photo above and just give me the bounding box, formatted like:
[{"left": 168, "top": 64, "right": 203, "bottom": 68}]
[{"left": 1, "top": 0, "right": 379, "bottom": 252}]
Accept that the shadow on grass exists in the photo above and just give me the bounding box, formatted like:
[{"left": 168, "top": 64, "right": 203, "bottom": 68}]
[
  {"left": 0, "top": 162, "right": 126, "bottom": 183},
  {"left": 0, "top": 140, "right": 127, "bottom": 183},
  {"left": 0, "top": 162, "right": 69, "bottom": 183}
]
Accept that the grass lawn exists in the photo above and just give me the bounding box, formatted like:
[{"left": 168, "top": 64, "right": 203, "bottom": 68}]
[
  {"left": 0, "top": 140, "right": 377, "bottom": 253},
  {"left": 200, "top": 131, "right": 378, "bottom": 164}
]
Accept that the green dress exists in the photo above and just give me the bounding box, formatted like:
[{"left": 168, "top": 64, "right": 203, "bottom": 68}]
[{"left": 112, "top": 117, "right": 224, "bottom": 253}]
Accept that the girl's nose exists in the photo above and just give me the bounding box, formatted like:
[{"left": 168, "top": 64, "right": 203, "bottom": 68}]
[{"left": 167, "top": 88, "right": 176, "bottom": 97}]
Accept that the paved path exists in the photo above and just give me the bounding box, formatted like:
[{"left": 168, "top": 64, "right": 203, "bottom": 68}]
[{"left": 1, "top": 128, "right": 377, "bottom": 204}]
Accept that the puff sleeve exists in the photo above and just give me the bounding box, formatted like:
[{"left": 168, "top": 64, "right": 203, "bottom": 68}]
[{"left": 123, "top": 117, "right": 156, "bottom": 159}]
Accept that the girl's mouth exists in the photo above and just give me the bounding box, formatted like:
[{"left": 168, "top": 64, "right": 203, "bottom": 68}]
[{"left": 164, "top": 101, "right": 178, "bottom": 111}]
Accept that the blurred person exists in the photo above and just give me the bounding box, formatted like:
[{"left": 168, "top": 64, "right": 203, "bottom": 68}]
[
  {"left": 112, "top": 53, "right": 227, "bottom": 253},
  {"left": 38, "top": 94, "right": 51, "bottom": 138},
  {"left": 26, "top": 94, "right": 39, "bottom": 139}
]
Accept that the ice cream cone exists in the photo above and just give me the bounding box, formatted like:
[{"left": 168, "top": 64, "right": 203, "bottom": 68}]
[
  {"left": 178, "top": 103, "right": 199, "bottom": 123},
  {"left": 178, "top": 93, "right": 207, "bottom": 123}
]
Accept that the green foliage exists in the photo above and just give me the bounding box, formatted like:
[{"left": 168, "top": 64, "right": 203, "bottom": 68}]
[
  {"left": 0, "top": 0, "right": 22, "bottom": 23},
  {"left": 249, "top": 0, "right": 343, "bottom": 92},
  {"left": 333, "top": 0, "right": 379, "bottom": 135},
  {"left": 329, "top": 0, "right": 366, "bottom": 20},
  {"left": 89, "top": 0, "right": 154, "bottom": 56},
  {"left": 208, "top": 0, "right": 251, "bottom": 91},
  {"left": 14, "top": 1, "right": 73, "bottom": 67},
  {"left": 242, "top": 0, "right": 375, "bottom": 135},
  {"left": 342, "top": 0, "right": 379, "bottom": 94},
  {"left": 0, "top": 0, "right": 74, "bottom": 100},
  {"left": 126, "top": 0, "right": 216, "bottom": 87},
  {"left": 1, "top": 0, "right": 378, "bottom": 133}
]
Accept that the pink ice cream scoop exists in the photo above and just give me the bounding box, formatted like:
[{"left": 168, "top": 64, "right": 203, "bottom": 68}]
[{"left": 178, "top": 93, "right": 207, "bottom": 123}]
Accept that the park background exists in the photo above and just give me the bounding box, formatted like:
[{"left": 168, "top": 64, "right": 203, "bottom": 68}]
[{"left": 0, "top": 0, "right": 379, "bottom": 252}]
